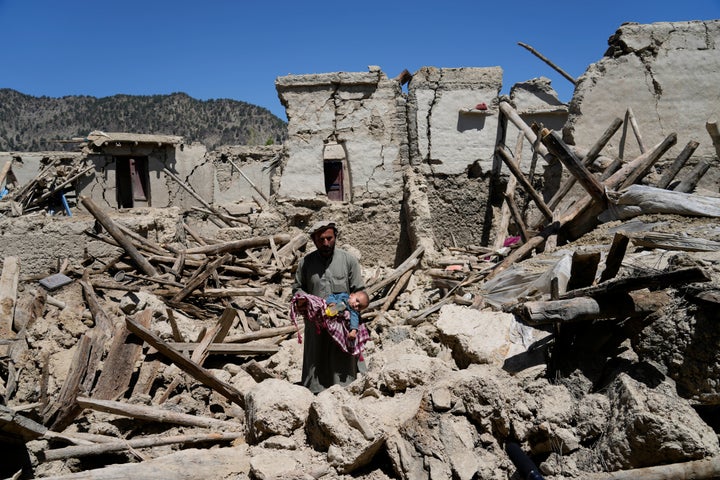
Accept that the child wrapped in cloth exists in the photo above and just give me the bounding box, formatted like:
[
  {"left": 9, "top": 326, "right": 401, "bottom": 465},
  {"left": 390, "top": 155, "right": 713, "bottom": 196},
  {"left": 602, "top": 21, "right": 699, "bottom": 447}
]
[{"left": 289, "top": 291, "right": 370, "bottom": 359}]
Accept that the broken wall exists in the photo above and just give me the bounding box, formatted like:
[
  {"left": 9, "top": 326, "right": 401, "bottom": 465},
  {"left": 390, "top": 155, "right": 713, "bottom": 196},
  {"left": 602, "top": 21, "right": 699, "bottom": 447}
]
[
  {"left": 405, "top": 67, "right": 568, "bottom": 252},
  {"left": 565, "top": 19, "right": 720, "bottom": 191},
  {"left": 274, "top": 68, "right": 409, "bottom": 265},
  {"left": 208, "top": 145, "right": 283, "bottom": 208},
  {"left": 77, "top": 142, "right": 209, "bottom": 210}
]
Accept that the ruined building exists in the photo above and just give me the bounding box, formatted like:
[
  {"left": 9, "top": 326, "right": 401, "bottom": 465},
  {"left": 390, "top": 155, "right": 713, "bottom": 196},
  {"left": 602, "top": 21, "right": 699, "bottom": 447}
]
[{"left": 1, "top": 19, "right": 720, "bottom": 480}]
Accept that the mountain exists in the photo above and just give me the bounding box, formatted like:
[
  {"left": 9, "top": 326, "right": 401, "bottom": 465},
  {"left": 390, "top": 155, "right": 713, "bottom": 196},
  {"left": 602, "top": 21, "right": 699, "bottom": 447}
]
[{"left": 0, "top": 89, "right": 288, "bottom": 152}]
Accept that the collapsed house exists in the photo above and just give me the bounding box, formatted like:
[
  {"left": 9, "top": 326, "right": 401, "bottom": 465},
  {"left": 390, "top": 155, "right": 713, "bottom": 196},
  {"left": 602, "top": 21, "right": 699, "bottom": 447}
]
[{"left": 1, "top": 19, "right": 720, "bottom": 480}]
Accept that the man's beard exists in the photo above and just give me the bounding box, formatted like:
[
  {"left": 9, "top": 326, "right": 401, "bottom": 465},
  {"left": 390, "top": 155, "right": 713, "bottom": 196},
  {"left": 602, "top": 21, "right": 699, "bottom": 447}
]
[{"left": 318, "top": 245, "right": 334, "bottom": 256}]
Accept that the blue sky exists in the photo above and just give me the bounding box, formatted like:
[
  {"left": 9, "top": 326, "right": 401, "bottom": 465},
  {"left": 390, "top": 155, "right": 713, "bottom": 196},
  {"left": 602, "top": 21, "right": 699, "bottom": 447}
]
[{"left": 1, "top": 1, "right": 719, "bottom": 121}]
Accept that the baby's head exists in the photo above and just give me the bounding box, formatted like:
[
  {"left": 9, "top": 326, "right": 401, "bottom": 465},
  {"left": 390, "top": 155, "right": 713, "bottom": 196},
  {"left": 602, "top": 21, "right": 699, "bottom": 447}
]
[{"left": 349, "top": 291, "right": 370, "bottom": 311}]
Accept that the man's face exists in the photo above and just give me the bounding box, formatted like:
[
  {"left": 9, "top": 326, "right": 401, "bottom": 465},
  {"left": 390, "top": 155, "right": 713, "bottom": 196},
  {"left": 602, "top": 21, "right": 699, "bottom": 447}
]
[{"left": 313, "top": 227, "right": 336, "bottom": 257}]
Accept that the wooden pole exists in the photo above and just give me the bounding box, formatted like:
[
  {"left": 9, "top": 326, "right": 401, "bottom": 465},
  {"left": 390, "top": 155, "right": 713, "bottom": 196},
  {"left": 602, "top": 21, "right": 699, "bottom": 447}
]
[
  {"left": 42, "top": 431, "right": 243, "bottom": 461},
  {"left": 496, "top": 147, "right": 554, "bottom": 221},
  {"left": 674, "top": 159, "right": 711, "bottom": 193},
  {"left": 547, "top": 117, "right": 623, "bottom": 210},
  {"left": 517, "top": 42, "right": 577, "bottom": 85},
  {"left": 540, "top": 129, "right": 607, "bottom": 205},
  {"left": 498, "top": 101, "right": 552, "bottom": 159},
  {"left": 584, "top": 456, "right": 720, "bottom": 480},
  {"left": 162, "top": 168, "right": 235, "bottom": 227},
  {"left": 79, "top": 196, "right": 159, "bottom": 277},
  {"left": 226, "top": 157, "right": 269, "bottom": 202},
  {"left": 183, "top": 234, "right": 291, "bottom": 256},
  {"left": 625, "top": 107, "right": 646, "bottom": 153},
  {"left": 656, "top": 140, "right": 699, "bottom": 189},
  {"left": 76, "top": 396, "right": 240, "bottom": 430}
]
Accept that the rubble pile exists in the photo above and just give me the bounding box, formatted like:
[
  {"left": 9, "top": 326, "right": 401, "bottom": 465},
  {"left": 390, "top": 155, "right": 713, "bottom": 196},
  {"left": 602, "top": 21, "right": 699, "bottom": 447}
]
[{"left": 1, "top": 112, "right": 720, "bottom": 480}]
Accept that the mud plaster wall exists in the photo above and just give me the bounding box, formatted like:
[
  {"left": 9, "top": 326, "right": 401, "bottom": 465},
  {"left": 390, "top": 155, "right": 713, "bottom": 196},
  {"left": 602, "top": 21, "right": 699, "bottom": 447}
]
[
  {"left": 76, "top": 143, "right": 209, "bottom": 210},
  {"left": 407, "top": 66, "right": 532, "bottom": 250},
  {"left": 209, "top": 145, "right": 283, "bottom": 207},
  {"left": 0, "top": 207, "right": 181, "bottom": 275},
  {"left": 274, "top": 69, "right": 409, "bottom": 265},
  {"left": 408, "top": 67, "right": 504, "bottom": 176},
  {"left": 565, "top": 20, "right": 720, "bottom": 193}
]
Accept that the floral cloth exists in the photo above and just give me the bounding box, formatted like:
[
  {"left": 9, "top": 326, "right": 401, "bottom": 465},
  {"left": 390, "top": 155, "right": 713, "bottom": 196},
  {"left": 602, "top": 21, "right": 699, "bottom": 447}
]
[{"left": 290, "top": 291, "right": 369, "bottom": 358}]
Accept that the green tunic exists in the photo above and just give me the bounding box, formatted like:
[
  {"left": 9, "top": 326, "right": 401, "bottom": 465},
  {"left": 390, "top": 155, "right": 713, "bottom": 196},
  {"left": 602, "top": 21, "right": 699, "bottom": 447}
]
[{"left": 293, "top": 247, "right": 365, "bottom": 393}]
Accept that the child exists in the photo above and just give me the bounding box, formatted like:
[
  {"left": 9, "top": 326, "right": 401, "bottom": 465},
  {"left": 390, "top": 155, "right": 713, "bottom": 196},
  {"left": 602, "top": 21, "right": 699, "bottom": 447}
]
[{"left": 325, "top": 290, "right": 370, "bottom": 342}]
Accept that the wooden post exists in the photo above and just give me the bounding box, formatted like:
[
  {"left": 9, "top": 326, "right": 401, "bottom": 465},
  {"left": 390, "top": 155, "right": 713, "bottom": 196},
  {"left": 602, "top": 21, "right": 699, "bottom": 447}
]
[{"left": 706, "top": 117, "right": 720, "bottom": 160}]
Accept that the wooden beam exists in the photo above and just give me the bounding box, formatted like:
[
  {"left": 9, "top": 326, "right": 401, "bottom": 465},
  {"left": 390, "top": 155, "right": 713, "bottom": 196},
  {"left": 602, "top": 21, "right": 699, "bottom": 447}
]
[
  {"left": 183, "top": 234, "right": 291, "bottom": 256},
  {"left": 496, "top": 147, "right": 554, "bottom": 222},
  {"left": 0, "top": 256, "right": 20, "bottom": 340},
  {"left": 125, "top": 317, "right": 245, "bottom": 407},
  {"left": 79, "top": 196, "right": 159, "bottom": 277},
  {"left": 656, "top": 140, "right": 699, "bottom": 189}
]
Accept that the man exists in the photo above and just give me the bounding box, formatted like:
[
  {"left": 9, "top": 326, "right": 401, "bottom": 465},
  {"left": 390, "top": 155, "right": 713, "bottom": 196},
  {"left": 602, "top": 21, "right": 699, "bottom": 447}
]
[{"left": 292, "top": 220, "right": 366, "bottom": 393}]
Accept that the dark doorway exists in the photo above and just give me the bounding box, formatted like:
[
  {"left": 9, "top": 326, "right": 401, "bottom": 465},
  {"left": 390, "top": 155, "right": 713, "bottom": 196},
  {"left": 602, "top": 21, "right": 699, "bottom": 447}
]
[
  {"left": 116, "top": 156, "right": 149, "bottom": 208},
  {"left": 324, "top": 160, "right": 344, "bottom": 201}
]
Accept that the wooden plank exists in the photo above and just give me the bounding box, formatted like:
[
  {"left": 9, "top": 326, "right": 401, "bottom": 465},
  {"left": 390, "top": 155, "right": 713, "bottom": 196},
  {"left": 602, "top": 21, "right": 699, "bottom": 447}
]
[
  {"left": 566, "top": 251, "right": 601, "bottom": 291},
  {"left": 125, "top": 316, "right": 245, "bottom": 407},
  {"left": 35, "top": 446, "right": 250, "bottom": 480},
  {"left": 599, "top": 233, "right": 629, "bottom": 282},
  {"left": 157, "top": 307, "right": 236, "bottom": 403},
  {"left": 168, "top": 342, "right": 279, "bottom": 355},
  {"left": 0, "top": 256, "right": 20, "bottom": 340},
  {"left": 91, "top": 309, "right": 152, "bottom": 401}
]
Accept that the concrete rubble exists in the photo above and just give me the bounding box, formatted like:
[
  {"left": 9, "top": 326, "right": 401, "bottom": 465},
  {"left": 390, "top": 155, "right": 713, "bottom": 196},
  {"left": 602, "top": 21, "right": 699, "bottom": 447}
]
[{"left": 1, "top": 19, "right": 720, "bottom": 480}]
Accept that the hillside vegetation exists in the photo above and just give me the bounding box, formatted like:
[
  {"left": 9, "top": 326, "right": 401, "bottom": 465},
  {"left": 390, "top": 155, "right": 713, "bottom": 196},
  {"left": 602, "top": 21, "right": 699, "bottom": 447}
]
[{"left": 0, "top": 89, "right": 288, "bottom": 152}]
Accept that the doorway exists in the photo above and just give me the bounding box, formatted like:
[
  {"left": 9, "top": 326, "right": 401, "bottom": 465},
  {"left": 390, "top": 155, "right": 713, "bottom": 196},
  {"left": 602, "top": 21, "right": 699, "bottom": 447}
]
[
  {"left": 116, "top": 156, "right": 150, "bottom": 208},
  {"left": 323, "top": 141, "right": 349, "bottom": 202}
]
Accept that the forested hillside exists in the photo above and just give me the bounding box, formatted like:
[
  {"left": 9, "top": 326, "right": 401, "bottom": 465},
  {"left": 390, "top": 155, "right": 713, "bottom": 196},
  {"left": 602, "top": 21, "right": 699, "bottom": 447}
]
[{"left": 0, "top": 89, "right": 288, "bottom": 152}]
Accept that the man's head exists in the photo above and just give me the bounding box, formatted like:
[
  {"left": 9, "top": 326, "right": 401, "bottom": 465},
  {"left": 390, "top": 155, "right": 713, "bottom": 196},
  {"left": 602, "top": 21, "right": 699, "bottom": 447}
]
[
  {"left": 348, "top": 290, "right": 369, "bottom": 312},
  {"left": 309, "top": 220, "right": 337, "bottom": 257}
]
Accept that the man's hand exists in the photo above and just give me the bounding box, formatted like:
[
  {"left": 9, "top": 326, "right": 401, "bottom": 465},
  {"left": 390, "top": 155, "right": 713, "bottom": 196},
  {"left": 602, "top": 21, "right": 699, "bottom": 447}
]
[{"left": 348, "top": 329, "right": 357, "bottom": 340}]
